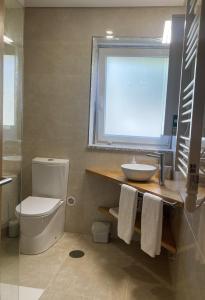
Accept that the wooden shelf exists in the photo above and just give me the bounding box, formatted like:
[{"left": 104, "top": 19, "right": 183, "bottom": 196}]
[
  {"left": 87, "top": 167, "right": 179, "bottom": 254},
  {"left": 86, "top": 167, "right": 184, "bottom": 206},
  {"left": 98, "top": 206, "right": 177, "bottom": 254}
]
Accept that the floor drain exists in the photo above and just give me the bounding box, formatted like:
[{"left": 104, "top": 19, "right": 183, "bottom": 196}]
[{"left": 69, "top": 250, "right": 85, "bottom": 258}]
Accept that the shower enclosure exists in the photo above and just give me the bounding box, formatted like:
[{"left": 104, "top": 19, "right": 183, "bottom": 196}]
[{"left": 0, "top": 0, "right": 23, "bottom": 299}]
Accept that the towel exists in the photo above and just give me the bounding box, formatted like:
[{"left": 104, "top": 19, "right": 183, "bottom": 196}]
[
  {"left": 141, "top": 193, "right": 163, "bottom": 258},
  {"left": 117, "top": 184, "right": 138, "bottom": 244}
]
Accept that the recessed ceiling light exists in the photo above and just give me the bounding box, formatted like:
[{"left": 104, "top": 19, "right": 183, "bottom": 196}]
[
  {"left": 106, "top": 30, "right": 113, "bottom": 35},
  {"left": 3, "top": 35, "right": 14, "bottom": 44},
  {"left": 162, "top": 20, "right": 172, "bottom": 44}
]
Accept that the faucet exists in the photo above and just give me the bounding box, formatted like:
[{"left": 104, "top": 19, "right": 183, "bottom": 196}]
[{"left": 146, "top": 152, "right": 165, "bottom": 186}]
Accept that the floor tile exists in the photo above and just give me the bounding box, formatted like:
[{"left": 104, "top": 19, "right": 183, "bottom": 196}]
[
  {"left": 0, "top": 283, "right": 44, "bottom": 300},
  {"left": 17, "top": 233, "right": 174, "bottom": 300}
]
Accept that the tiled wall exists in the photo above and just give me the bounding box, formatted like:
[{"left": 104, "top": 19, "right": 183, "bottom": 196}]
[
  {"left": 169, "top": 207, "right": 205, "bottom": 299},
  {"left": 23, "top": 7, "right": 184, "bottom": 233},
  {"left": 1, "top": 0, "right": 23, "bottom": 229},
  {"left": 23, "top": 8, "right": 205, "bottom": 299}
]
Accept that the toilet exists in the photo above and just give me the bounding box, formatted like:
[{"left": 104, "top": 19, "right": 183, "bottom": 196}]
[{"left": 16, "top": 157, "right": 69, "bottom": 254}]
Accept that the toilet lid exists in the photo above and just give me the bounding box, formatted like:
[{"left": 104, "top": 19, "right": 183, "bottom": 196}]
[{"left": 16, "top": 196, "right": 62, "bottom": 217}]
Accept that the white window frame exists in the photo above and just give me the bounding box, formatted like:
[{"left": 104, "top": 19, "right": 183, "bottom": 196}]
[{"left": 89, "top": 37, "right": 171, "bottom": 151}]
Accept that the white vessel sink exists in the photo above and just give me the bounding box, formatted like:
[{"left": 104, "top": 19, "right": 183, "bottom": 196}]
[{"left": 121, "top": 163, "right": 157, "bottom": 182}]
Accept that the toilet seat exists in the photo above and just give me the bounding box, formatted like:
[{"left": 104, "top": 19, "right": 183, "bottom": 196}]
[{"left": 16, "top": 196, "right": 62, "bottom": 217}]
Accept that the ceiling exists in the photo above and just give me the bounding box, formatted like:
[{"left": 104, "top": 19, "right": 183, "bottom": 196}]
[{"left": 19, "top": 0, "right": 186, "bottom": 7}]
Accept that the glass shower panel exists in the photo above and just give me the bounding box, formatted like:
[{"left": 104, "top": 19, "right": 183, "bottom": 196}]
[{"left": 0, "top": 0, "right": 23, "bottom": 299}]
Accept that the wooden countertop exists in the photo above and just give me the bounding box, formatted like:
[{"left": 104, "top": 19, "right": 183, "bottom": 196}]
[
  {"left": 86, "top": 167, "right": 185, "bottom": 206},
  {"left": 86, "top": 167, "right": 181, "bottom": 253}
]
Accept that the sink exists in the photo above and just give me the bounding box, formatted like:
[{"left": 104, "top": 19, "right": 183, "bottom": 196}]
[{"left": 121, "top": 163, "right": 157, "bottom": 182}]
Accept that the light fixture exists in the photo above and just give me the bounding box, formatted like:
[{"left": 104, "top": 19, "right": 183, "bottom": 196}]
[
  {"left": 106, "top": 29, "right": 114, "bottom": 39},
  {"left": 162, "top": 20, "right": 172, "bottom": 44},
  {"left": 106, "top": 35, "right": 114, "bottom": 40},
  {"left": 106, "top": 30, "right": 113, "bottom": 35},
  {"left": 3, "top": 35, "right": 14, "bottom": 44}
]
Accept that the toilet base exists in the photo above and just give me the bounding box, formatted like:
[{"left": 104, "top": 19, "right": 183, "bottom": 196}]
[{"left": 20, "top": 202, "right": 65, "bottom": 255}]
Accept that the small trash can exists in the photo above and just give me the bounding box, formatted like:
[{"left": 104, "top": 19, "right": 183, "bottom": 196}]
[
  {"left": 92, "top": 221, "right": 111, "bottom": 243},
  {"left": 8, "top": 219, "right": 19, "bottom": 238}
]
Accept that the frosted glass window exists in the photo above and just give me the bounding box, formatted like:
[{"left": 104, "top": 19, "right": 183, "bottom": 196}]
[
  {"left": 89, "top": 37, "right": 171, "bottom": 150},
  {"left": 3, "top": 55, "right": 15, "bottom": 126},
  {"left": 105, "top": 56, "right": 169, "bottom": 137}
]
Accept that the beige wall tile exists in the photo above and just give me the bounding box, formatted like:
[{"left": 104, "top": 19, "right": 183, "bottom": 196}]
[
  {"left": 24, "top": 7, "right": 184, "bottom": 233},
  {"left": 23, "top": 7, "right": 205, "bottom": 299}
]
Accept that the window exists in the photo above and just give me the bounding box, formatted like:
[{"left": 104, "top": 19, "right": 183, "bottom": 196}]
[{"left": 89, "top": 37, "right": 170, "bottom": 150}]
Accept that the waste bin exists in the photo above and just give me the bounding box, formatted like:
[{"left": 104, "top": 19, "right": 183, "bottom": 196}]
[{"left": 92, "top": 221, "right": 111, "bottom": 243}]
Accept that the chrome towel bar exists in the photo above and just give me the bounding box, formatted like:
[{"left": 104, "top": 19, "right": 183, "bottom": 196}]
[
  {"left": 118, "top": 184, "right": 178, "bottom": 207},
  {"left": 0, "top": 177, "right": 13, "bottom": 186}
]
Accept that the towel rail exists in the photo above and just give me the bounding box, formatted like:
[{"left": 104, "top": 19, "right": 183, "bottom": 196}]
[
  {"left": 118, "top": 184, "right": 179, "bottom": 207},
  {"left": 98, "top": 206, "right": 177, "bottom": 254},
  {"left": 175, "top": 0, "right": 205, "bottom": 212}
]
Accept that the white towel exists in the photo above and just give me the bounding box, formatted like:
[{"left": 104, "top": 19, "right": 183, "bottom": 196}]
[
  {"left": 141, "top": 193, "right": 163, "bottom": 258},
  {"left": 117, "top": 184, "right": 138, "bottom": 244}
]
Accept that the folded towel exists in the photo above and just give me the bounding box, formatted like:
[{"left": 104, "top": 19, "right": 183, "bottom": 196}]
[
  {"left": 109, "top": 207, "right": 119, "bottom": 219},
  {"left": 117, "top": 184, "right": 138, "bottom": 244},
  {"left": 141, "top": 193, "right": 163, "bottom": 258}
]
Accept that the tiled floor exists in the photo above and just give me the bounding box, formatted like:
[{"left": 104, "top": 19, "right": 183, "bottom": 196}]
[
  {"left": 0, "top": 237, "right": 20, "bottom": 286},
  {"left": 0, "top": 237, "right": 44, "bottom": 300},
  {"left": 0, "top": 283, "right": 44, "bottom": 300},
  {"left": 18, "top": 233, "right": 175, "bottom": 300}
]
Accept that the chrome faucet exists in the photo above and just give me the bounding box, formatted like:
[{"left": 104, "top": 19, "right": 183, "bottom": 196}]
[{"left": 146, "top": 152, "right": 165, "bottom": 186}]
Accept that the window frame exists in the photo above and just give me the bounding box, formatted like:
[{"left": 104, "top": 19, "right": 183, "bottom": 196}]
[{"left": 89, "top": 37, "right": 171, "bottom": 151}]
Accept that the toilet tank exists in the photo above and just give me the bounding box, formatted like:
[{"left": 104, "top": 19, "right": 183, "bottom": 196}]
[{"left": 32, "top": 157, "right": 69, "bottom": 201}]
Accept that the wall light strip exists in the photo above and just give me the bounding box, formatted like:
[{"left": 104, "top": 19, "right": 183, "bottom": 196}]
[{"left": 106, "top": 35, "right": 114, "bottom": 39}]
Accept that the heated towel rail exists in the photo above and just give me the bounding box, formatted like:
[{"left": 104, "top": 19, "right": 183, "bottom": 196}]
[{"left": 176, "top": 0, "right": 205, "bottom": 211}]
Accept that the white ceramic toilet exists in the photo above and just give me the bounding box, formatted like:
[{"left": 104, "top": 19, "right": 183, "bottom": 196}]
[{"left": 16, "top": 157, "right": 69, "bottom": 254}]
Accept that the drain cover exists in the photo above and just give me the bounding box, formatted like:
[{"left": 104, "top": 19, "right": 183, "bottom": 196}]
[{"left": 69, "top": 250, "right": 85, "bottom": 258}]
